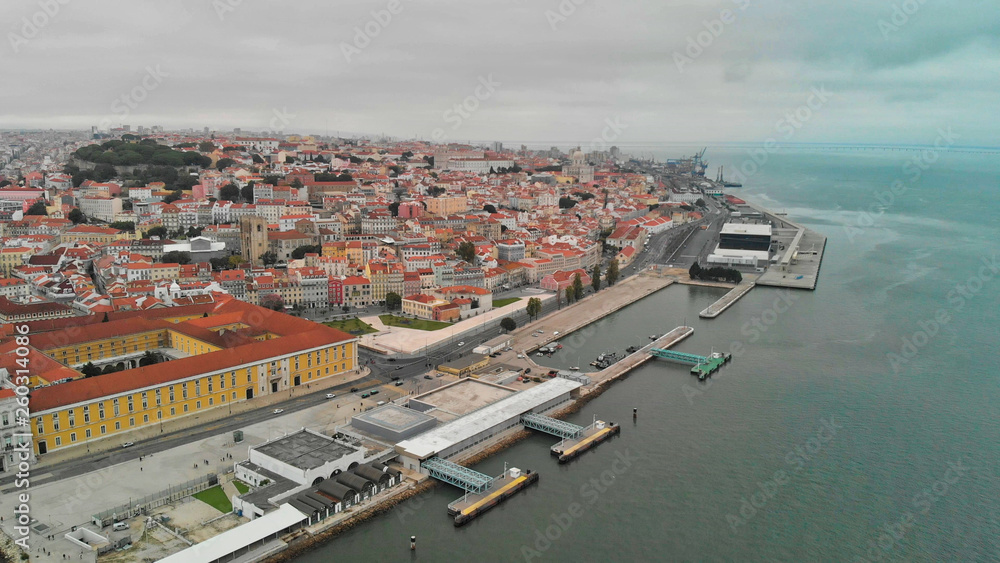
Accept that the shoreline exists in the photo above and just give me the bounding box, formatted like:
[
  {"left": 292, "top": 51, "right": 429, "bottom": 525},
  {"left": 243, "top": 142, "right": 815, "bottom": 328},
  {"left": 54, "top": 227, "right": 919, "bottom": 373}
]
[{"left": 263, "top": 339, "right": 654, "bottom": 561}]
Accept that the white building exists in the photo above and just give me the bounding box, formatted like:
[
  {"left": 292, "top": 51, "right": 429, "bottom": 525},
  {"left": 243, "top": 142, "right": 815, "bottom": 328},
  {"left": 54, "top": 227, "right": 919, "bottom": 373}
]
[{"left": 78, "top": 196, "right": 123, "bottom": 223}]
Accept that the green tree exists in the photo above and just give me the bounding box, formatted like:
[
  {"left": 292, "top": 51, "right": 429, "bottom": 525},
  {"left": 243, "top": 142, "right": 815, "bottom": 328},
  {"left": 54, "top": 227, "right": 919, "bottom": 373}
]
[
  {"left": 240, "top": 184, "right": 255, "bottom": 203},
  {"left": 558, "top": 197, "right": 577, "bottom": 209},
  {"left": 67, "top": 208, "right": 87, "bottom": 224},
  {"left": 163, "top": 190, "right": 183, "bottom": 204},
  {"left": 145, "top": 226, "right": 168, "bottom": 239},
  {"left": 526, "top": 297, "right": 542, "bottom": 320},
  {"left": 500, "top": 317, "right": 517, "bottom": 332},
  {"left": 261, "top": 251, "right": 278, "bottom": 266},
  {"left": 139, "top": 350, "right": 161, "bottom": 367},
  {"left": 80, "top": 362, "right": 101, "bottom": 378},
  {"left": 219, "top": 183, "right": 240, "bottom": 202},
  {"left": 689, "top": 262, "right": 702, "bottom": 280},
  {"left": 591, "top": 263, "right": 602, "bottom": 292},
  {"left": 483, "top": 204, "right": 498, "bottom": 214},
  {"left": 385, "top": 292, "right": 402, "bottom": 311},
  {"left": 695, "top": 198, "right": 706, "bottom": 208},
  {"left": 216, "top": 158, "right": 236, "bottom": 170},
  {"left": 198, "top": 141, "right": 216, "bottom": 152},
  {"left": 606, "top": 259, "right": 620, "bottom": 286},
  {"left": 109, "top": 221, "right": 135, "bottom": 232},
  {"left": 228, "top": 255, "right": 247, "bottom": 268},
  {"left": 161, "top": 251, "right": 192, "bottom": 265},
  {"left": 291, "top": 244, "right": 322, "bottom": 260},
  {"left": 564, "top": 286, "right": 575, "bottom": 304},
  {"left": 572, "top": 272, "right": 584, "bottom": 301},
  {"left": 260, "top": 293, "right": 284, "bottom": 311},
  {"left": 25, "top": 200, "right": 47, "bottom": 216},
  {"left": 457, "top": 241, "right": 476, "bottom": 263}
]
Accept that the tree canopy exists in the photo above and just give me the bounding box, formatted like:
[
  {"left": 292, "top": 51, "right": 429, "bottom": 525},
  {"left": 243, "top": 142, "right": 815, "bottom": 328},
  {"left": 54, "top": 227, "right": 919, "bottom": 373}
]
[
  {"left": 219, "top": 183, "right": 240, "bottom": 202},
  {"left": 74, "top": 140, "right": 211, "bottom": 168},
  {"left": 25, "top": 200, "right": 47, "bottom": 216},
  {"left": 385, "top": 292, "right": 402, "bottom": 310},
  {"left": 457, "top": 241, "right": 476, "bottom": 262},
  {"left": 606, "top": 259, "right": 620, "bottom": 286},
  {"left": 500, "top": 317, "right": 517, "bottom": 332}
]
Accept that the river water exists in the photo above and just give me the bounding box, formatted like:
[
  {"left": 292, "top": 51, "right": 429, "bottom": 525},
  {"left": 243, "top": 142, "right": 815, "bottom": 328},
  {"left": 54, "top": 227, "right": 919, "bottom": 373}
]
[{"left": 295, "top": 148, "right": 1000, "bottom": 562}]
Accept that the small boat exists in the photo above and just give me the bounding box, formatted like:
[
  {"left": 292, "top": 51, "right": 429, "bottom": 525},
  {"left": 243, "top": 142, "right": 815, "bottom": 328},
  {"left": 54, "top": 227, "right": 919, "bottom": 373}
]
[
  {"left": 649, "top": 334, "right": 658, "bottom": 340},
  {"left": 536, "top": 352, "right": 545, "bottom": 357},
  {"left": 569, "top": 366, "right": 580, "bottom": 371},
  {"left": 597, "top": 354, "right": 605, "bottom": 362},
  {"left": 590, "top": 361, "right": 598, "bottom": 367}
]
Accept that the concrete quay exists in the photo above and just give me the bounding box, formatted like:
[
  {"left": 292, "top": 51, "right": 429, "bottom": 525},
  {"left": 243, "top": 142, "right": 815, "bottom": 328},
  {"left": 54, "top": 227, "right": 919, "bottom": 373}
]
[
  {"left": 508, "top": 274, "right": 675, "bottom": 356},
  {"left": 700, "top": 280, "right": 756, "bottom": 318},
  {"left": 743, "top": 201, "right": 827, "bottom": 290}
]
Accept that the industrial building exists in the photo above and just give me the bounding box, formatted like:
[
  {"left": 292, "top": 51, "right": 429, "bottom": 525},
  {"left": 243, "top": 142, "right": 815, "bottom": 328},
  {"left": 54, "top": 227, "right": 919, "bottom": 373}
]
[
  {"left": 708, "top": 223, "right": 773, "bottom": 267},
  {"left": 395, "top": 378, "right": 582, "bottom": 472}
]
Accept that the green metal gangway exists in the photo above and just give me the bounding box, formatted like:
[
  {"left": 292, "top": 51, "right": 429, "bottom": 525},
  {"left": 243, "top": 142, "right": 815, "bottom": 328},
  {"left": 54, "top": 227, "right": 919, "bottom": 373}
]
[
  {"left": 422, "top": 457, "right": 493, "bottom": 494},
  {"left": 649, "top": 348, "right": 707, "bottom": 365},
  {"left": 521, "top": 413, "right": 584, "bottom": 439}
]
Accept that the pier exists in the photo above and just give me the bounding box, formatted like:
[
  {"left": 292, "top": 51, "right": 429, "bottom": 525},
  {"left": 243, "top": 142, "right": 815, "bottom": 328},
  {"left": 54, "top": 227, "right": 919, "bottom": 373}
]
[
  {"left": 550, "top": 421, "right": 621, "bottom": 463},
  {"left": 448, "top": 467, "right": 539, "bottom": 526},
  {"left": 700, "top": 280, "right": 755, "bottom": 318},
  {"left": 743, "top": 201, "right": 827, "bottom": 290},
  {"left": 650, "top": 346, "right": 731, "bottom": 379}
]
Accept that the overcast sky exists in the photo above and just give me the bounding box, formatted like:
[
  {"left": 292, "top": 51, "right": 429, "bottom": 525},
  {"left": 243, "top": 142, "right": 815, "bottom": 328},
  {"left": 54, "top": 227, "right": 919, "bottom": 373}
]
[{"left": 1, "top": 0, "right": 998, "bottom": 147}]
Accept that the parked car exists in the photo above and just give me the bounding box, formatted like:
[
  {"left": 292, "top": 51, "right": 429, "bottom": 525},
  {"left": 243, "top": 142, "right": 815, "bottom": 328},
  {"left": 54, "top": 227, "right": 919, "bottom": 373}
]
[
  {"left": 121, "top": 442, "right": 134, "bottom": 448},
  {"left": 524, "top": 368, "right": 532, "bottom": 374},
  {"left": 272, "top": 409, "right": 284, "bottom": 415},
  {"left": 350, "top": 387, "right": 359, "bottom": 392},
  {"left": 394, "top": 381, "right": 404, "bottom": 386},
  {"left": 361, "top": 392, "right": 370, "bottom": 398},
  {"left": 457, "top": 341, "right": 465, "bottom": 347},
  {"left": 325, "top": 393, "right": 336, "bottom": 399},
  {"left": 370, "top": 389, "right": 380, "bottom": 395},
  {"left": 391, "top": 375, "right": 400, "bottom": 381},
  {"left": 424, "top": 375, "right": 433, "bottom": 380}
]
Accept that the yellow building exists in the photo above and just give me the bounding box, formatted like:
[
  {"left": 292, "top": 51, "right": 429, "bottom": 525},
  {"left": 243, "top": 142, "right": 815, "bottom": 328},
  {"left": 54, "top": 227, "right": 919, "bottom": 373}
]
[
  {"left": 60, "top": 224, "right": 133, "bottom": 245},
  {"left": 21, "top": 298, "right": 358, "bottom": 456},
  {"left": 424, "top": 196, "right": 469, "bottom": 217},
  {"left": 0, "top": 246, "right": 34, "bottom": 277}
]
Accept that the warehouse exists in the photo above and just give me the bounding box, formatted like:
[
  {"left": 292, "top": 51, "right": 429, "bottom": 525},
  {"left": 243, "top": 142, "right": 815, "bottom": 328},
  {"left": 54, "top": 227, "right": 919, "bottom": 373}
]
[{"left": 395, "top": 378, "right": 582, "bottom": 472}]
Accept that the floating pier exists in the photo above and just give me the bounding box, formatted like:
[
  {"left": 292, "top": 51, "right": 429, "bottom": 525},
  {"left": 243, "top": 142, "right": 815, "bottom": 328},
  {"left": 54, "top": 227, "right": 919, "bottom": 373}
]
[
  {"left": 550, "top": 421, "right": 621, "bottom": 463},
  {"left": 651, "top": 347, "right": 732, "bottom": 379},
  {"left": 449, "top": 467, "right": 539, "bottom": 526}
]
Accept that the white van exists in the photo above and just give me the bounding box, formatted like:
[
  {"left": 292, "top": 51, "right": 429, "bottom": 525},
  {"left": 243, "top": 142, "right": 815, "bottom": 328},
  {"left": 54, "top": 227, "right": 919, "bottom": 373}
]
[
  {"left": 376, "top": 400, "right": 386, "bottom": 406},
  {"left": 113, "top": 522, "right": 129, "bottom": 531}
]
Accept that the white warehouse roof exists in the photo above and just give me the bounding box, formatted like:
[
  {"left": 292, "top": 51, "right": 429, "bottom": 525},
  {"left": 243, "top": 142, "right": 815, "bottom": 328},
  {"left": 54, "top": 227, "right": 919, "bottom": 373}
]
[
  {"left": 159, "top": 504, "right": 307, "bottom": 563},
  {"left": 396, "top": 378, "right": 582, "bottom": 460},
  {"left": 720, "top": 223, "right": 772, "bottom": 236}
]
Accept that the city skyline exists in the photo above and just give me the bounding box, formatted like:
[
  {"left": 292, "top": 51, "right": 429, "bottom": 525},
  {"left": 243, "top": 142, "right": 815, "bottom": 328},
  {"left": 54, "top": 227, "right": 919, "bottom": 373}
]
[{"left": 2, "top": 1, "right": 997, "bottom": 146}]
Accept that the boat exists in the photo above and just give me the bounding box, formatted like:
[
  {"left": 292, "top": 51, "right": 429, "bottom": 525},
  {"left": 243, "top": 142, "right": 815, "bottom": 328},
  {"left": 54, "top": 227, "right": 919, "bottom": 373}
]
[
  {"left": 626, "top": 345, "right": 638, "bottom": 354},
  {"left": 569, "top": 366, "right": 580, "bottom": 371},
  {"left": 597, "top": 354, "right": 605, "bottom": 362},
  {"left": 536, "top": 352, "right": 545, "bottom": 357},
  {"left": 649, "top": 334, "right": 658, "bottom": 340}
]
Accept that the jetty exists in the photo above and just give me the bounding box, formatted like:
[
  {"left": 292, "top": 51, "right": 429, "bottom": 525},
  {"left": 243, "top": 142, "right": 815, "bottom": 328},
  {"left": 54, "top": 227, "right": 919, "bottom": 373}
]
[{"left": 700, "top": 280, "right": 755, "bottom": 318}]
